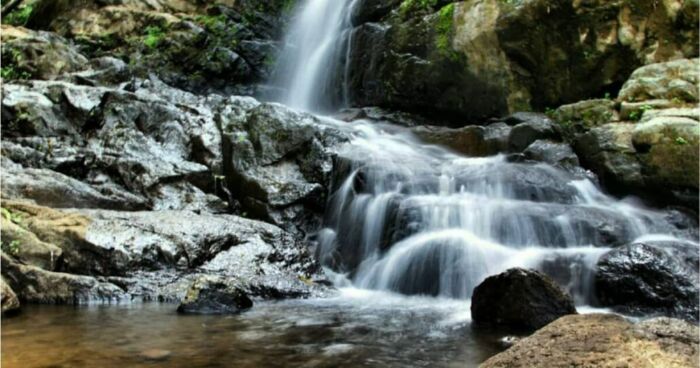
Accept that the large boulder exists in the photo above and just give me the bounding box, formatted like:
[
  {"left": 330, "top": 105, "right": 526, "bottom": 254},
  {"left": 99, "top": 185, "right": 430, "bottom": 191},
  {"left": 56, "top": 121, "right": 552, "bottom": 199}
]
[
  {"left": 346, "top": 0, "right": 699, "bottom": 123},
  {"left": 481, "top": 314, "right": 699, "bottom": 368},
  {"left": 221, "top": 102, "right": 350, "bottom": 233},
  {"left": 177, "top": 276, "right": 253, "bottom": 314},
  {"left": 595, "top": 241, "right": 699, "bottom": 322},
  {"left": 471, "top": 268, "right": 577, "bottom": 331}
]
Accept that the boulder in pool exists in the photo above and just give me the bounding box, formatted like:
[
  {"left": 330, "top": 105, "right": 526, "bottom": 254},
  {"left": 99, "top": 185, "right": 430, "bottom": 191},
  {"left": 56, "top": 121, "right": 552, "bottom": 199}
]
[
  {"left": 178, "top": 276, "right": 253, "bottom": 315},
  {"left": 471, "top": 268, "right": 577, "bottom": 331}
]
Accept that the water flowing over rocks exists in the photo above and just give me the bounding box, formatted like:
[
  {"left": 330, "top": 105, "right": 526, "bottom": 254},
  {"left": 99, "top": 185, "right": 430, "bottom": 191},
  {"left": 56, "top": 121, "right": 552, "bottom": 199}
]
[
  {"left": 471, "top": 268, "right": 577, "bottom": 332},
  {"left": 481, "top": 314, "right": 700, "bottom": 368}
]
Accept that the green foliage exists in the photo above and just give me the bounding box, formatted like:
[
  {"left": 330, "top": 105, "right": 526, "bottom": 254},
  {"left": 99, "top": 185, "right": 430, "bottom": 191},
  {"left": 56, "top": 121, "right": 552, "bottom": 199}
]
[
  {"left": 1, "top": 240, "right": 20, "bottom": 255},
  {"left": 1, "top": 208, "right": 22, "bottom": 225},
  {"left": 675, "top": 137, "right": 688, "bottom": 145},
  {"left": 399, "top": 0, "right": 438, "bottom": 16},
  {"left": 1, "top": 65, "right": 30, "bottom": 80},
  {"left": 143, "top": 26, "right": 165, "bottom": 49},
  {"left": 435, "top": 3, "right": 455, "bottom": 51},
  {"left": 544, "top": 107, "right": 557, "bottom": 118},
  {"left": 628, "top": 104, "right": 653, "bottom": 121},
  {"left": 4, "top": 3, "right": 34, "bottom": 26}
]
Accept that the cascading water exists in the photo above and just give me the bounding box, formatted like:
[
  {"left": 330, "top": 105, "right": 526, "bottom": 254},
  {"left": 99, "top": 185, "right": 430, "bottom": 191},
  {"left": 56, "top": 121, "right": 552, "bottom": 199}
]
[
  {"left": 271, "top": 0, "right": 356, "bottom": 112},
  {"left": 273, "top": 0, "right": 698, "bottom": 305}
]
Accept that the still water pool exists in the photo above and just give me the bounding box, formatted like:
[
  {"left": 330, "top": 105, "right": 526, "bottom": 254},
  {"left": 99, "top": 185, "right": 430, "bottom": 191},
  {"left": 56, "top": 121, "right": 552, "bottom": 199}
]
[{"left": 2, "top": 288, "right": 505, "bottom": 368}]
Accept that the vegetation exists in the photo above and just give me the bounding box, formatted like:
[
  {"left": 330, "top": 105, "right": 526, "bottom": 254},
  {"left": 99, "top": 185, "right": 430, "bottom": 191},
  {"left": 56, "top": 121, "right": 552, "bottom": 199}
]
[
  {"left": 4, "top": 1, "right": 33, "bottom": 26},
  {"left": 143, "top": 26, "right": 166, "bottom": 49}
]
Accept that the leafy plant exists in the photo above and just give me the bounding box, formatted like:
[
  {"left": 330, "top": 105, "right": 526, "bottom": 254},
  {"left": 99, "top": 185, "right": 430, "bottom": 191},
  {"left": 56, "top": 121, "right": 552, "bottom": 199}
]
[
  {"left": 1, "top": 208, "right": 22, "bottom": 224},
  {"left": 675, "top": 137, "right": 688, "bottom": 145}
]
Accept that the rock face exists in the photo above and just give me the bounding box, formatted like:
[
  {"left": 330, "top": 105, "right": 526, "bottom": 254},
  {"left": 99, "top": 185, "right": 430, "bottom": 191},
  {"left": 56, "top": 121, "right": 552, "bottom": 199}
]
[
  {"left": 1, "top": 277, "right": 21, "bottom": 313},
  {"left": 595, "top": 241, "right": 699, "bottom": 322},
  {"left": 2, "top": 1, "right": 295, "bottom": 94},
  {"left": 346, "top": 0, "right": 699, "bottom": 122},
  {"left": 177, "top": 276, "right": 253, "bottom": 314},
  {"left": 555, "top": 58, "right": 700, "bottom": 209},
  {"left": 471, "top": 268, "right": 577, "bottom": 331},
  {"left": 481, "top": 314, "right": 700, "bottom": 368},
  {"left": 0, "top": 200, "right": 329, "bottom": 303}
]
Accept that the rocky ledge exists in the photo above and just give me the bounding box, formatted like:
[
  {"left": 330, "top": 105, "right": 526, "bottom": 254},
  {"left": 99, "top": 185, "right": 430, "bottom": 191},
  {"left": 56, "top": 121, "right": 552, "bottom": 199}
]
[{"left": 481, "top": 314, "right": 699, "bottom": 368}]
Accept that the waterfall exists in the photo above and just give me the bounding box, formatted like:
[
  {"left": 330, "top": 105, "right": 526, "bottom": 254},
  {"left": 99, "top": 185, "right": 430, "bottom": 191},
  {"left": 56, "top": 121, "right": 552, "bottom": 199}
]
[
  {"left": 271, "top": 0, "right": 356, "bottom": 112},
  {"left": 272, "top": 1, "right": 698, "bottom": 304}
]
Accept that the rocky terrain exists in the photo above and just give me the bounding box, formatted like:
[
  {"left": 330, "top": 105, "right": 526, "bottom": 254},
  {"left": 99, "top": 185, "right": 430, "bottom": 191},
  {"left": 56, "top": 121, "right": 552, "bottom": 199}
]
[{"left": 0, "top": 0, "right": 698, "bottom": 366}]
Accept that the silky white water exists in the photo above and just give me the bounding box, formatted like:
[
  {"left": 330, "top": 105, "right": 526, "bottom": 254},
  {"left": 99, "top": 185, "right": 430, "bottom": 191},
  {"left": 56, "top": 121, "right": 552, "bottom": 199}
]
[
  {"left": 271, "top": 0, "right": 356, "bottom": 112},
  {"left": 273, "top": 0, "right": 698, "bottom": 305}
]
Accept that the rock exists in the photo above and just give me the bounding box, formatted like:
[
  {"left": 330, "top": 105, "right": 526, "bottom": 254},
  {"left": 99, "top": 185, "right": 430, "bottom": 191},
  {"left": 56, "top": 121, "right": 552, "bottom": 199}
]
[
  {"left": 177, "top": 276, "right": 253, "bottom": 314},
  {"left": 412, "top": 123, "right": 510, "bottom": 157},
  {"left": 0, "top": 25, "right": 89, "bottom": 81},
  {"left": 1, "top": 253, "right": 127, "bottom": 304},
  {"left": 1, "top": 277, "right": 20, "bottom": 314},
  {"left": 618, "top": 58, "right": 699, "bottom": 104},
  {"left": 346, "top": 1, "right": 698, "bottom": 122},
  {"left": 595, "top": 241, "right": 699, "bottom": 321},
  {"left": 471, "top": 268, "right": 577, "bottom": 331},
  {"left": 523, "top": 140, "right": 580, "bottom": 169},
  {"left": 0, "top": 200, "right": 329, "bottom": 302},
  {"left": 552, "top": 99, "right": 618, "bottom": 140},
  {"left": 481, "top": 314, "right": 699, "bottom": 368},
  {"left": 221, "top": 102, "right": 349, "bottom": 232},
  {"left": 138, "top": 349, "right": 172, "bottom": 362},
  {"left": 631, "top": 109, "right": 700, "bottom": 191},
  {"left": 0, "top": 216, "right": 63, "bottom": 271},
  {"left": 505, "top": 113, "right": 559, "bottom": 152}
]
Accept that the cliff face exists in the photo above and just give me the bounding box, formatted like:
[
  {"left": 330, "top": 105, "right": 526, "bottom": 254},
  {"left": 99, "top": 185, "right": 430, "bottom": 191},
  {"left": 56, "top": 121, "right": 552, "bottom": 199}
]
[{"left": 345, "top": 0, "right": 699, "bottom": 122}]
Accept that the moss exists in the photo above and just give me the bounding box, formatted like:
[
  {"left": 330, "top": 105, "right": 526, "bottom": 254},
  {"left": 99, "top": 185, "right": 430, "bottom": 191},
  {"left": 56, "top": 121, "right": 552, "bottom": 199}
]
[
  {"left": 143, "top": 26, "right": 165, "bottom": 49},
  {"left": 435, "top": 3, "right": 458, "bottom": 60},
  {"left": 399, "top": 0, "right": 438, "bottom": 17},
  {"left": 4, "top": 2, "right": 34, "bottom": 26}
]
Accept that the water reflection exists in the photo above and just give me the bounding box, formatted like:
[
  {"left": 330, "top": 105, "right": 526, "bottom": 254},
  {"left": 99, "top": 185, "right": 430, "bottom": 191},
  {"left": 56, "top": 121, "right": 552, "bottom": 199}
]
[{"left": 2, "top": 289, "right": 504, "bottom": 368}]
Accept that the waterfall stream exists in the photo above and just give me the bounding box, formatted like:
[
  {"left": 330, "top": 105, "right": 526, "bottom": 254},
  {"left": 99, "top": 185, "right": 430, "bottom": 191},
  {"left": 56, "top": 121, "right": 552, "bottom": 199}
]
[{"left": 272, "top": 0, "right": 697, "bottom": 304}]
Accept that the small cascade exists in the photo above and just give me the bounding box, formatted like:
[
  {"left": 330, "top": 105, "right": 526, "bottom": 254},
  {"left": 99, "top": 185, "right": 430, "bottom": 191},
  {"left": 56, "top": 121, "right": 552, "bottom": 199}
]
[
  {"left": 272, "top": 1, "right": 698, "bottom": 305},
  {"left": 271, "top": 0, "right": 357, "bottom": 112},
  {"left": 313, "top": 121, "right": 695, "bottom": 303}
]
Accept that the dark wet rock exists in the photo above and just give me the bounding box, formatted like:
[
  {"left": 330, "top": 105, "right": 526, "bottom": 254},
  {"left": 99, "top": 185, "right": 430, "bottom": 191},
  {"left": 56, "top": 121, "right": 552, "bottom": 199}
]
[
  {"left": 505, "top": 113, "right": 559, "bottom": 152},
  {"left": 221, "top": 102, "right": 350, "bottom": 232},
  {"left": 595, "top": 241, "right": 699, "bottom": 321},
  {"left": 1, "top": 277, "right": 20, "bottom": 314},
  {"left": 0, "top": 200, "right": 330, "bottom": 302},
  {"left": 471, "top": 268, "right": 577, "bottom": 331},
  {"left": 177, "top": 276, "right": 253, "bottom": 314},
  {"left": 523, "top": 140, "right": 580, "bottom": 170},
  {"left": 1, "top": 253, "right": 127, "bottom": 304},
  {"left": 346, "top": 1, "right": 698, "bottom": 122},
  {"left": 1, "top": 166, "right": 148, "bottom": 211},
  {"left": 412, "top": 123, "right": 510, "bottom": 157},
  {"left": 1, "top": 78, "right": 231, "bottom": 212},
  {"left": 481, "top": 314, "right": 699, "bottom": 368}
]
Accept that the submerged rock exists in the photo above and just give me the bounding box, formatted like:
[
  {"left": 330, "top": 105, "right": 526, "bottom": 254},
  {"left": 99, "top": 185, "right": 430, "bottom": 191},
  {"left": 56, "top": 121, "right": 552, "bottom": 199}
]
[
  {"left": 481, "top": 314, "right": 700, "bottom": 368},
  {"left": 595, "top": 241, "right": 699, "bottom": 322},
  {"left": 177, "top": 276, "right": 253, "bottom": 315},
  {"left": 471, "top": 268, "right": 576, "bottom": 331}
]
